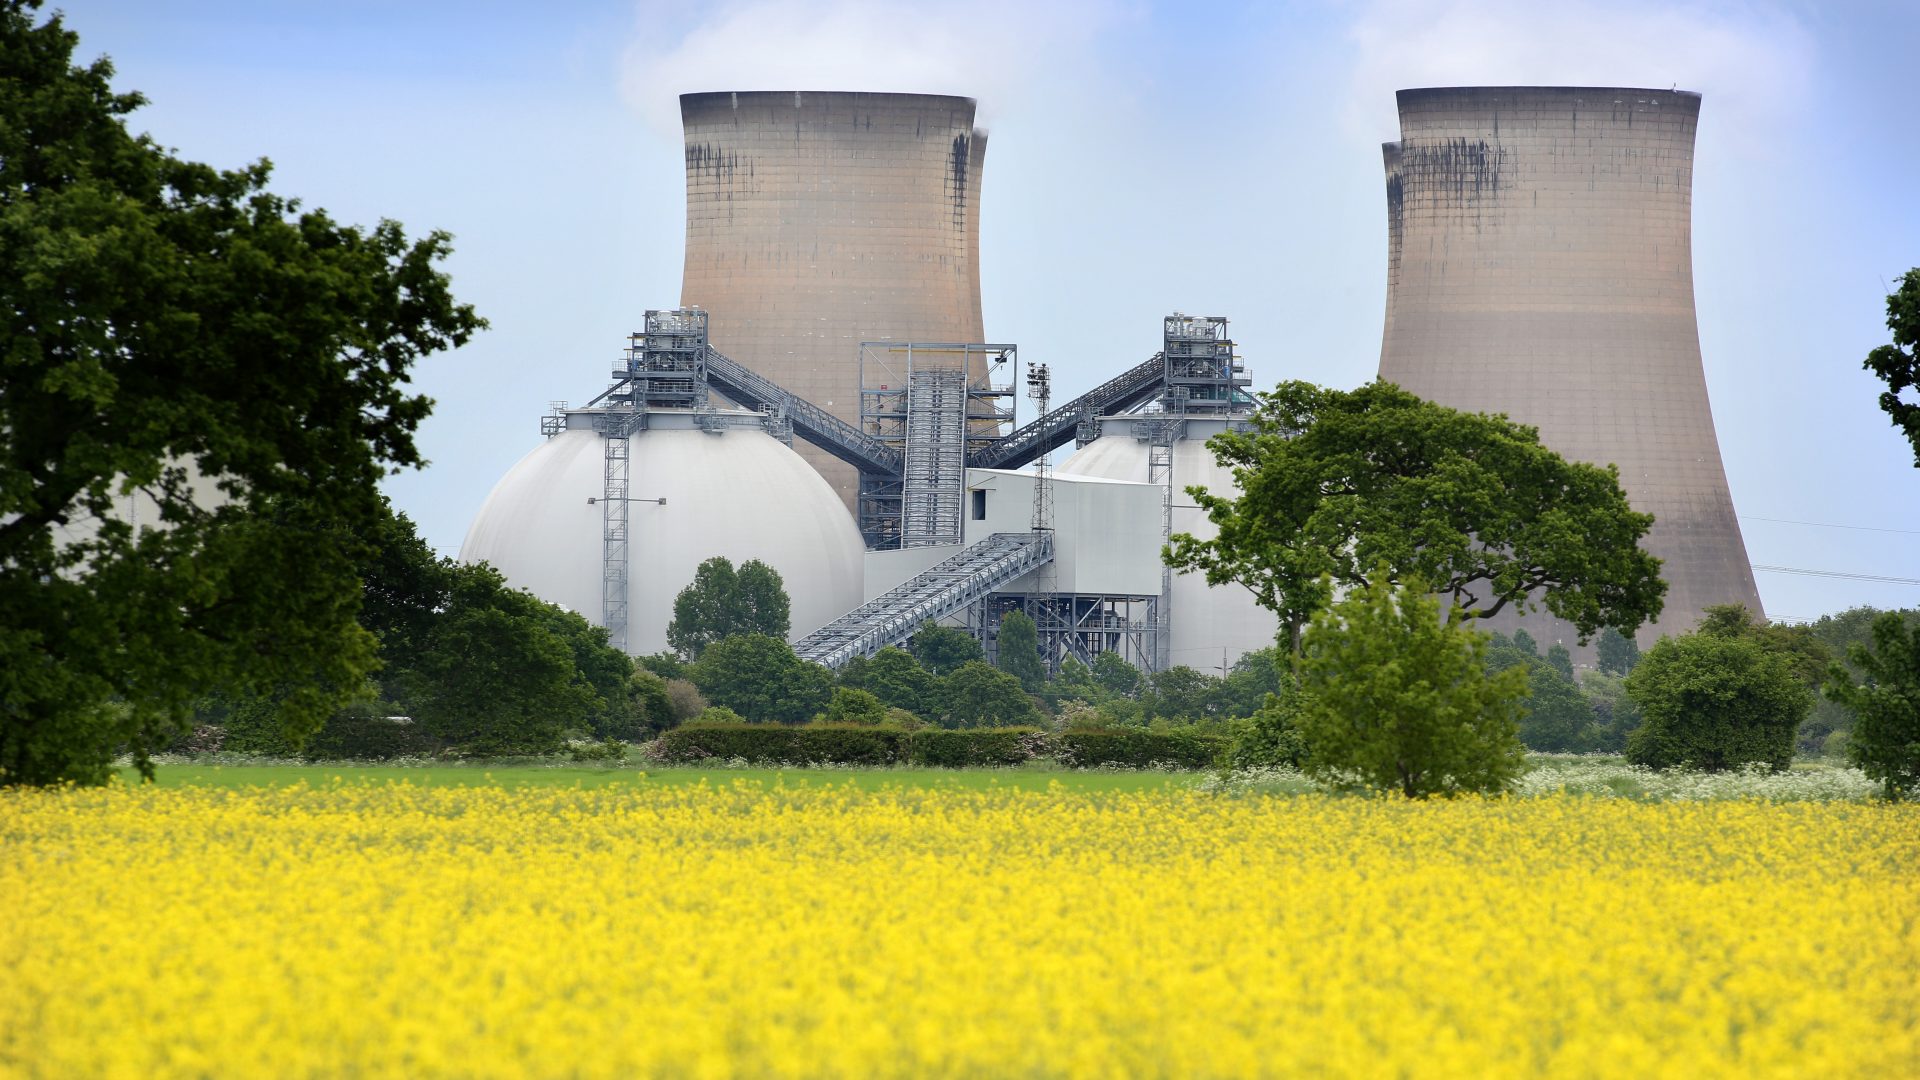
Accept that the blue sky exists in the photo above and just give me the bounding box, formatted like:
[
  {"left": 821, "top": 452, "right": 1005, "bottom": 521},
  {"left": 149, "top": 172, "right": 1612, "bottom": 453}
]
[{"left": 51, "top": 0, "right": 1920, "bottom": 621}]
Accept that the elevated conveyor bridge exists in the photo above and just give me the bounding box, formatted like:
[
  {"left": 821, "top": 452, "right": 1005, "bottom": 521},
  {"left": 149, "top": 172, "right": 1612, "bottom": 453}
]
[{"left": 793, "top": 532, "right": 1053, "bottom": 669}]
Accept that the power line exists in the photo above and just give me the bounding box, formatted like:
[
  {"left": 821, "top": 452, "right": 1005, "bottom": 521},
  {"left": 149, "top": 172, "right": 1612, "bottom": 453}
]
[
  {"left": 1740, "top": 515, "right": 1920, "bottom": 536},
  {"left": 1751, "top": 564, "right": 1920, "bottom": 586}
]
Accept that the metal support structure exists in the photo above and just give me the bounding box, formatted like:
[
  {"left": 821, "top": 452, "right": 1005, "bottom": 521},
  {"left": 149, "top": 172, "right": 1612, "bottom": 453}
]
[
  {"left": 973, "top": 593, "right": 1161, "bottom": 674},
  {"left": 1137, "top": 413, "right": 1186, "bottom": 673},
  {"left": 599, "top": 408, "right": 643, "bottom": 652},
  {"left": 540, "top": 401, "right": 568, "bottom": 438},
  {"left": 1162, "top": 314, "right": 1250, "bottom": 414},
  {"left": 857, "top": 342, "right": 1017, "bottom": 548},
  {"left": 1023, "top": 361, "right": 1059, "bottom": 670}
]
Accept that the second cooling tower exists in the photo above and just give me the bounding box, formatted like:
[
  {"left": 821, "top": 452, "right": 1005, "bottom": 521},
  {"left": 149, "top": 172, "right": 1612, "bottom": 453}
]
[
  {"left": 1378, "top": 87, "right": 1764, "bottom": 644},
  {"left": 679, "top": 91, "right": 987, "bottom": 504}
]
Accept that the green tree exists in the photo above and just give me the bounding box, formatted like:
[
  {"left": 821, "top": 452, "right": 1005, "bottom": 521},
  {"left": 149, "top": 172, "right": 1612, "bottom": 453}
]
[
  {"left": 1293, "top": 573, "right": 1529, "bottom": 798},
  {"left": 863, "top": 646, "right": 938, "bottom": 718},
  {"left": 1510, "top": 629, "right": 1540, "bottom": 657},
  {"left": 1214, "top": 647, "right": 1286, "bottom": 718},
  {"left": 687, "top": 633, "right": 831, "bottom": 725},
  {"left": 1596, "top": 628, "right": 1642, "bottom": 675},
  {"left": 1824, "top": 612, "right": 1920, "bottom": 799},
  {"left": 617, "top": 670, "right": 675, "bottom": 741},
  {"left": 1804, "top": 606, "right": 1920, "bottom": 753},
  {"left": 938, "top": 661, "right": 1041, "bottom": 729},
  {"left": 1516, "top": 663, "right": 1595, "bottom": 752},
  {"left": 0, "top": 4, "right": 484, "bottom": 785},
  {"left": 1625, "top": 633, "right": 1811, "bottom": 772},
  {"left": 665, "top": 557, "right": 792, "bottom": 659},
  {"left": 1577, "top": 671, "right": 1642, "bottom": 753},
  {"left": 1090, "top": 652, "right": 1143, "bottom": 698},
  {"left": 1864, "top": 267, "right": 1920, "bottom": 467},
  {"left": 1145, "top": 666, "right": 1222, "bottom": 722},
  {"left": 1696, "top": 604, "right": 1830, "bottom": 690},
  {"left": 910, "top": 621, "right": 984, "bottom": 676},
  {"left": 1544, "top": 643, "right": 1574, "bottom": 679},
  {"left": 994, "top": 610, "right": 1046, "bottom": 692},
  {"left": 1226, "top": 675, "right": 1311, "bottom": 769},
  {"left": 819, "top": 687, "right": 889, "bottom": 726},
  {"left": 1167, "top": 380, "right": 1665, "bottom": 652},
  {"left": 411, "top": 567, "right": 597, "bottom": 756}
]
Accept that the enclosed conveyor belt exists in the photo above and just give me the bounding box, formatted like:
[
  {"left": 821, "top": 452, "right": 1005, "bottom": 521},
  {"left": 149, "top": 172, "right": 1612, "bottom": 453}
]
[
  {"left": 700, "top": 347, "right": 903, "bottom": 477},
  {"left": 966, "top": 352, "right": 1170, "bottom": 471},
  {"left": 793, "top": 532, "right": 1053, "bottom": 669}
]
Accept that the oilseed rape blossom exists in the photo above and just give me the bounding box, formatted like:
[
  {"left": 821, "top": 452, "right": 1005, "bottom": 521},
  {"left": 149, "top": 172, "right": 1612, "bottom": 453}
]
[{"left": 2, "top": 781, "right": 1915, "bottom": 1077}]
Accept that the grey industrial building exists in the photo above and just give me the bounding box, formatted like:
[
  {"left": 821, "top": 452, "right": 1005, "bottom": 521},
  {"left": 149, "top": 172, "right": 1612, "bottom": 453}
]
[{"left": 1378, "top": 86, "right": 1764, "bottom": 645}]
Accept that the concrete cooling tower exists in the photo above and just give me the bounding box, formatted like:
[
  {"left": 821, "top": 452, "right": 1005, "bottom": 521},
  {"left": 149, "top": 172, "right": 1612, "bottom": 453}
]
[
  {"left": 1378, "top": 86, "right": 1763, "bottom": 646},
  {"left": 460, "top": 411, "right": 864, "bottom": 656},
  {"left": 679, "top": 91, "right": 988, "bottom": 506}
]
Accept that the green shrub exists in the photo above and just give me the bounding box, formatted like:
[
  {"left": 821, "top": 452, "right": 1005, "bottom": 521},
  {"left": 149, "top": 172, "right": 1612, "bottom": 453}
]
[
  {"left": 301, "top": 709, "right": 437, "bottom": 761},
  {"left": 1824, "top": 611, "right": 1920, "bottom": 799},
  {"left": 819, "top": 687, "right": 888, "bottom": 726},
  {"left": 1055, "top": 729, "right": 1229, "bottom": 769},
  {"left": 1295, "top": 574, "right": 1528, "bottom": 798},
  {"left": 908, "top": 728, "right": 1040, "bottom": 767},
  {"left": 1626, "top": 632, "right": 1810, "bottom": 772},
  {"left": 694, "top": 705, "right": 747, "bottom": 725},
  {"left": 653, "top": 724, "right": 906, "bottom": 765},
  {"left": 1227, "top": 686, "right": 1310, "bottom": 769}
]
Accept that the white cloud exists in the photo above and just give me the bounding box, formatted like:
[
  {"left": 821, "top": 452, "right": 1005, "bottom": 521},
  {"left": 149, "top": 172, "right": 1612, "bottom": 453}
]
[
  {"left": 1344, "top": 0, "right": 1813, "bottom": 154},
  {"left": 619, "top": 0, "right": 1136, "bottom": 133}
]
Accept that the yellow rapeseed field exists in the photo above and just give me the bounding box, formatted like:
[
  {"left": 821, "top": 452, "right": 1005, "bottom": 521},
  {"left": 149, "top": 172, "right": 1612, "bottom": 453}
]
[{"left": 2, "top": 780, "right": 1915, "bottom": 1078}]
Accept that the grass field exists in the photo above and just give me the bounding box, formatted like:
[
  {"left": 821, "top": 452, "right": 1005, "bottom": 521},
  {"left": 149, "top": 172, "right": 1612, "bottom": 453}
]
[
  {"left": 5, "top": 779, "right": 1914, "bottom": 1077},
  {"left": 121, "top": 761, "right": 1201, "bottom": 793}
]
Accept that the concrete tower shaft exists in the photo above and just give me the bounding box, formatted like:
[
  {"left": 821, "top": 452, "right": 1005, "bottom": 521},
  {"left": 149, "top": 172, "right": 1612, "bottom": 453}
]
[
  {"left": 679, "top": 91, "right": 988, "bottom": 504},
  {"left": 1378, "top": 86, "right": 1763, "bottom": 643}
]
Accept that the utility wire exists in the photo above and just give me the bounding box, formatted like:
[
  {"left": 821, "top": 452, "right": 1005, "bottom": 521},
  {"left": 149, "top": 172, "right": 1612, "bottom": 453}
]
[
  {"left": 1751, "top": 564, "right": 1920, "bottom": 586},
  {"left": 1740, "top": 515, "right": 1920, "bottom": 536}
]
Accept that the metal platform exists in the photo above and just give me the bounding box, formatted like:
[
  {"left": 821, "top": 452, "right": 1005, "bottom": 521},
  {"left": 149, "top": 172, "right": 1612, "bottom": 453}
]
[
  {"left": 792, "top": 532, "right": 1053, "bottom": 669},
  {"left": 965, "top": 352, "right": 1171, "bottom": 471}
]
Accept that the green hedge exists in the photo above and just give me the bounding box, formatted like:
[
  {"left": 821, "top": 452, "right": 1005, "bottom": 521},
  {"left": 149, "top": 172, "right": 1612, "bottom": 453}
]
[
  {"left": 1055, "top": 730, "right": 1229, "bottom": 769},
  {"left": 302, "top": 713, "right": 438, "bottom": 761},
  {"left": 652, "top": 724, "right": 1225, "bottom": 770},
  {"left": 908, "top": 728, "right": 1039, "bottom": 767},
  {"left": 654, "top": 724, "right": 906, "bottom": 765}
]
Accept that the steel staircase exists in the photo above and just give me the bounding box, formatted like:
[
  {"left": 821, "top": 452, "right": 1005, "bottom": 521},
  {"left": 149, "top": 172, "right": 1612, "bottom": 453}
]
[{"left": 792, "top": 532, "right": 1054, "bottom": 669}]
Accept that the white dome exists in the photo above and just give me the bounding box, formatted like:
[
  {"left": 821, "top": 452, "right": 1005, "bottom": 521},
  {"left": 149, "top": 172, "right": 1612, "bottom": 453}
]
[
  {"left": 1058, "top": 418, "right": 1280, "bottom": 668},
  {"left": 460, "top": 415, "right": 864, "bottom": 655}
]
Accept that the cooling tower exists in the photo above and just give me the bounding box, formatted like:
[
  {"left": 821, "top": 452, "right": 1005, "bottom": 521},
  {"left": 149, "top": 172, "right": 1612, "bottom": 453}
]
[
  {"left": 460, "top": 412, "right": 864, "bottom": 656},
  {"left": 1378, "top": 86, "right": 1763, "bottom": 645},
  {"left": 679, "top": 91, "right": 988, "bottom": 505}
]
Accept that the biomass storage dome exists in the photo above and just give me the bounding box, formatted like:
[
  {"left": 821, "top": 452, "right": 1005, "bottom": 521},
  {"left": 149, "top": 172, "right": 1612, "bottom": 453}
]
[
  {"left": 459, "top": 411, "right": 864, "bottom": 656},
  {"left": 1059, "top": 417, "right": 1280, "bottom": 667}
]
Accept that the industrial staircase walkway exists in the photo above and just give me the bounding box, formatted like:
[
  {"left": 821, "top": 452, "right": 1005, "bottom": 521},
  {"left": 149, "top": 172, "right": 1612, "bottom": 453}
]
[
  {"left": 700, "top": 346, "right": 904, "bottom": 477},
  {"left": 792, "top": 532, "right": 1054, "bottom": 669},
  {"left": 966, "top": 352, "right": 1170, "bottom": 471}
]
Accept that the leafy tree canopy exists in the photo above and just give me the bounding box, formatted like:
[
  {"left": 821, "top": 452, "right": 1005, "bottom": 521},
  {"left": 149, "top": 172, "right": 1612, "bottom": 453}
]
[
  {"left": 1596, "top": 627, "right": 1642, "bottom": 675},
  {"left": 0, "top": 2, "right": 484, "bottom": 784},
  {"left": 910, "top": 621, "right": 984, "bottom": 676},
  {"left": 994, "top": 610, "right": 1046, "bottom": 692},
  {"left": 938, "top": 661, "right": 1040, "bottom": 729},
  {"left": 1090, "top": 652, "right": 1143, "bottom": 699},
  {"left": 1168, "top": 380, "right": 1665, "bottom": 651},
  {"left": 687, "top": 634, "right": 831, "bottom": 725},
  {"left": 1864, "top": 267, "right": 1920, "bottom": 467},
  {"left": 665, "top": 557, "right": 791, "bottom": 659},
  {"left": 1294, "top": 572, "right": 1529, "bottom": 798},
  {"left": 1626, "top": 632, "right": 1810, "bottom": 773},
  {"left": 862, "top": 646, "right": 937, "bottom": 719},
  {"left": 1824, "top": 612, "right": 1920, "bottom": 800},
  {"left": 1696, "top": 604, "right": 1830, "bottom": 690}
]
